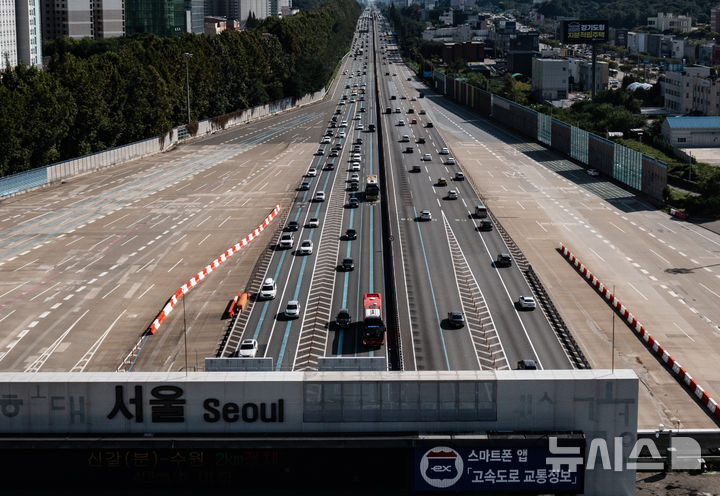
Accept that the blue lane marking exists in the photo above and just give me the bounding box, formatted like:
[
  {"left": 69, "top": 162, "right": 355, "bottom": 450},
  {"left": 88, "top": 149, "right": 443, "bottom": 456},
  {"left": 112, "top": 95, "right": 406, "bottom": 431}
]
[
  {"left": 251, "top": 248, "right": 288, "bottom": 340},
  {"left": 411, "top": 206, "right": 451, "bottom": 370},
  {"left": 275, "top": 244, "right": 311, "bottom": 370}
]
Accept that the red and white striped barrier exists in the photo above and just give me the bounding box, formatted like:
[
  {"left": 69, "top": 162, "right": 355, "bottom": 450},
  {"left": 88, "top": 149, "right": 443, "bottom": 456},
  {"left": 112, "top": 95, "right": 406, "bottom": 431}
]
[
  {"left": 148, "top": 204, "right": 281, "bottom": 335},
  {"left": 559, "top": 243, "right": 720, "bottom": 422}
]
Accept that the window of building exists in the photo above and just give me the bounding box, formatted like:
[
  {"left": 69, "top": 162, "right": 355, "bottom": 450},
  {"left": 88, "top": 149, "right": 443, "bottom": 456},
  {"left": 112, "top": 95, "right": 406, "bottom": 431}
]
[{"left": 677, "top": 137, "right": 686, "bottom": 143}]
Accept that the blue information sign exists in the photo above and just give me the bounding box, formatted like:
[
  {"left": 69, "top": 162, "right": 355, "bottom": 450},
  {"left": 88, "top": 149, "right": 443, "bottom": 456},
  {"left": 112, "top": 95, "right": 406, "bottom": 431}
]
[
  {"left": 414, "top": 442, "right": 584, "bottom": 492},
  {"left": 423, "top": 71, "right": 432, "bottom": 77}
]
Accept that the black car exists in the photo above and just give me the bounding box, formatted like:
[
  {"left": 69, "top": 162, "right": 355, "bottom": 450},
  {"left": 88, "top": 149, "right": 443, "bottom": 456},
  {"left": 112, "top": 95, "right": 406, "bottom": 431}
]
[
  {"left": 417, "top": 137, "right": 426, "bottom": 144},
  {"left": 479, "top": 220, "right": 493, "bottom": 231},
  {"left": 336, "top": 309, "right": 351, "bottom": 328},
  {"left": 345, "top": 228, "right": 357, "bottom": 240},
  {"left": 286, "top": 221, "right": 299, "bottom": 231},
  {"left": 496, "top": 253, "right": 512, "bottom": 267},
  {"left": 448, "top": 311, "right": 465, "bottom": 328},
  {"left": 340, "top": 258, "right": 355, "bottom": 271},
  {"left": 426, "top": 122, "right": 433, "bottom": 128},
  {"left": 517, "top": 359, "right": 537, "bottom": 370}
]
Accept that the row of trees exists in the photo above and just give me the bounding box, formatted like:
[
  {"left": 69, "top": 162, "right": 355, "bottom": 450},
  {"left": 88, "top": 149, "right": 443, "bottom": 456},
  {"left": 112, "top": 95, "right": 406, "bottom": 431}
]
[{"left": 0, "top": 0, "right": 360, "bottom": 177}]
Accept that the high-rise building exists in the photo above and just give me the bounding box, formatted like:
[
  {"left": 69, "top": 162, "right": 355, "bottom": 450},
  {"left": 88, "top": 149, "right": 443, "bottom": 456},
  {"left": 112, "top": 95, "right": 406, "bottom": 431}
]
[
  {"left": 126, "top": 0, "right": 204, "bottom": 36},
  {"left": 1, "top": 0, "right": 43, "bottom": 69},
  {"left": 1, "top": 0, "right": 19, "bottom": 67},
  {"left": 15, "top": 0, "right": 42, "bottom": 66},
  {"left": 711, "top": 3, "right": 720, "bottom": 33},
  {"left": 41, "top": 0, "right": 124, "bottom": 40}
]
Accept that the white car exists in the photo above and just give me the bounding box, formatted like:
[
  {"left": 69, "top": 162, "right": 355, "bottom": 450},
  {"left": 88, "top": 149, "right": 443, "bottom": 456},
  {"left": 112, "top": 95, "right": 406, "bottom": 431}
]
[
  {"left": 354, "top": 115, "right": 361, "bottom": 120},
  {"left": 285, "top": 300, "right": 300, "bottom": 318},
  {"left": 446, "top": 157, "right": 456, "bottom": 165},
  {"left": 351, "top": 162, "right": 361, "bottom": 171},
  {"left": 352, "top": 153, "right": 361, "bottom": 161},
  {"left": 259, "top": 278, "right": 277, "bottom": 299},
  {"left": 517, "top": 296, "right": 537, "bottom": 310},
  {"left": 447, "top": 189, "right": 458, "bottom": 200},
  {"left": 587, "top": 168, "right": 600, "bottom": 177},
  {"left": 315, "top": 191, "right": 326, "bottom": 202},
  {"left": 340, "top": 121, "right": 348, "bottom": 128},
  {"left": 299, "top": 239, "right": 313, "bottom": 255},
  {"left": 321, "top": 137, "right": 331, "bottom": 144},
  {"left": 422, "top": 153, "right": 432, "bottom": 161},
  {"left": 237, "top": 339, "right": 258, "bottom": 358},
  {"left": 397, "top": 119, "right": 405, "bottom": 126},
  {"left": 419, "top": 210, "right": 432, "bottom": 221},
  {"left": 350, "top": 172, "right": 359, "bottom": 182},
  {"left": 307, "top": 168, "right": 317, "bottom": 177},
  {"left": 400, "top": 135, "right": 409, "bottom": 142},
  {"left": 439, "top": 147, "right": 449, "bottom": 155},
  {"left": 338, "top": 131, "right": 346, "bottom": 138},
  {"left": 307, "top": 217, "right": 319, "bottom": 228},
  {"left": 357, "top": 124, "right": 364, "bottom": 130}
]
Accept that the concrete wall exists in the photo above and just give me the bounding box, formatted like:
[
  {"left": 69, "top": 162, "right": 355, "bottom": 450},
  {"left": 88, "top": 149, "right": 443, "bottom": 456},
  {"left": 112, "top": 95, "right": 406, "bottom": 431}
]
[{"left": 0, "top": 370, "right": 638, "bottom": 495}]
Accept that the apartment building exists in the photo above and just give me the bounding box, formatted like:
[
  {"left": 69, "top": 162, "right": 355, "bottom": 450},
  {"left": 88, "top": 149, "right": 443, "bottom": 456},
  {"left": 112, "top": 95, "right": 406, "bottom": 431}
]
[
  {"left": 1, "top": 0, "right": 19, "bottom": 67},
  {"left": 532, "top": 57, "right": 569, "bottom": 101},
  {"left": 41, "top": 0, "right": 124, "bottom": 39},
  {"left": 662, "top": 65, "right": 720, "bottom": 115},
  {"left": 647, "top": 12, "right": 692, "bottom": 33},
  {"left": 1, "top": 0, "right": 42, "bottom": 68}
]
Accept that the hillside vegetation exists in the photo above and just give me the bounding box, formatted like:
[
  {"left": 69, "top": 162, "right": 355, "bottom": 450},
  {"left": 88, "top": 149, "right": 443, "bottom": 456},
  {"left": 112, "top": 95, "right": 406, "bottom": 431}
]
[{"left": 0, "top": 0, "right": 360, "bottom": 177}]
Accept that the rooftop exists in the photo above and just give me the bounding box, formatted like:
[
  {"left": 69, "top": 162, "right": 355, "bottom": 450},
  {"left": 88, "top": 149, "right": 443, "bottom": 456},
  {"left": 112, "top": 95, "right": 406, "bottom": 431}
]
[{"left": 664, "top": 116, "right": 720, "bottom": 129}]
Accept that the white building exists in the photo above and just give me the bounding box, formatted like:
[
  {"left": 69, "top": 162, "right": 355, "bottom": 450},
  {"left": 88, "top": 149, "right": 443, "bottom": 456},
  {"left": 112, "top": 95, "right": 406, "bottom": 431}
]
[
  {"left": 647, "top": 12, "right": 692, "bottom": 33},
  {"left": 626, "top": 32, "right": 647, "bottom": 54},
  {"left": 1, "top": 0, "right": 19, "bottom": 68},
  {"left": 439, "top": 9, "right": 452, "bottom": 26},
  {"left": 662, "top": 65, "right": 720, "bottom": 115},
  {"left": 532, "top": 57, "right": 569, "bottom": 101},
  {"left": 0, "top": 0, "right": 42, "bottom": 69}
]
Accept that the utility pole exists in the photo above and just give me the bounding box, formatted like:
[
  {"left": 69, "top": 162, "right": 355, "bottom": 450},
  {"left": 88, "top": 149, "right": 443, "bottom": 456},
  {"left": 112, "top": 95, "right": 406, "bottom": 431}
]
[{"left": 183, "top": 53, "right": 193, "bottom": 124}]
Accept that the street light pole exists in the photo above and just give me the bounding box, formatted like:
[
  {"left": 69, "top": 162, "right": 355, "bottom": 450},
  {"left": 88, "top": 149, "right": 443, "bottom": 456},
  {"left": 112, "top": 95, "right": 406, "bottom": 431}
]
[{"left": 183, "top": 52, "right": 193, "bottom": 124}]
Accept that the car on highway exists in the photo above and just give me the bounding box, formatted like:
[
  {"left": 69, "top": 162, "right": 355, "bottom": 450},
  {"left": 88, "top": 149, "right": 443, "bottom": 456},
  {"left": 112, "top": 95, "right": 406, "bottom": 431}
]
[
  {"left": 422, "top": 153, "right": 432, "bottom": 161},
  {"left": 354, "top": 115, "right": 361, "bottom": 120},
  {"left": 345, "top": 228, "right": 357, "bottom": 240},
  {"left": 455, "top": 171, "right": 465, "bottom": 181},
  {"left": 419, "top": 109, "right": 426, "bottom": 115},
  {"left": 338, "top": 131, "right": 346, "bottom": 138},
  {"left": 479, "top": 219, "right": 493, "bottom": 231},
  {"left": 496, "top": 253, "right": 512, "bottom": 267},
  {"left": 340, "top": 257, "right": 355, "bottom": 271},
  {"left": 411, "top": 118, "right": 417, "bottom": 124},
  {"left": 350, "top": 172, "right": 359, "bottom": 182},
  {"left": 404, "top": 146, "right": 414, "bottom": 153},
  {"left": 397, "top": 119, "right": 405, "bottom": 126},
  {"left": 446, "top": 157, "right": 456, "bottom": 165},
  {"left": 447, "top": 189, "right": 458, "bottom": 199},
  {"left": 517, "top": 359, "right": 538, "bottom": 370},
  {"left": 407, "top": 108, "right": 414, "bottom": 114},
  {"left": 426, "top": 122, "right": 433, "bottom": 128},
  {"left": 299, "top": 181, "right": 310, "bottom": 191},
  {"left": 315, "top": 191, "right": 326, "bottom": 202},
  {"left": 419, "top": 210, "right": 432, "bottom": 221},
  {"left": 352, "top": 153, "right": 361, "bottom": 161},
  {"left": 336, "top": 309, "right": 351, "bottom": 328},
  {"left": 340, "top": 121, "right": 348, "bottom": 127},
  {"left": 259, "top": 278, "right": 277, "bottom": 300},
  {"left": 357, "top": 124, "right": 364, "bottom": 130},
  {"left": 315, "top": 148, "right": 324, "bottom": 156},
  {"left": 299, "top": 239, "right": 313, "bottom": 255},
  {"left": 587, "top": 168, "right": 600, "bottom": 176},
  {"left": 400, "top": 135, "right": 409, "bottom": 142},
  {"left": 307, "top": 168, "right": 317, "bottom": 177},
  {"left": 439, "top": 147, "right": 449, "bottom": 155},
  {"left": 329, "top": 150, "right": 339, "bottom": 157},
  {"left": 347, "top": 197, "right": 359, "bottom": 208},
  {"left": 285, "top": 300, "right": 301, "bottom": 319},
  {"left": 410, "top": 165, "right": 421, "bottom": 173},
  {"left": 350, "top": 162, "right": 360, "bottom": 171},
  {"left": 307, "top": 217, "right": 319, "bottom": 228},
  {"left": 286, "top": 221, "right": 299, "bottom": 232},
  {"left": 325, "top": 162, "right": 335, "bottom": 171},
  {"left": 395, "top": 108, "right": 401, "bottom": 113},
  {"left": 279, "top": 233, "right": 294, "bottom": 249},
  {"left": 321, "top": 137, "right": 331, "bottom": 144},
  {"left": 237, "top": 339, "right": 258, "bottom": 358},
  {"left": 437, "top": 177, "right": 448, "bottom": 186},
  {"left": 517, "top": 296, "right": 536, "bottom": 310},
  {"left": 448, "top": 311, "right": 465, "bottom": 328},
  {"left": 348, "top": 181, "right": 359, "bottom": 192},
  {"left": 416, "top": 137, "right": 426, "bottom": 144}
]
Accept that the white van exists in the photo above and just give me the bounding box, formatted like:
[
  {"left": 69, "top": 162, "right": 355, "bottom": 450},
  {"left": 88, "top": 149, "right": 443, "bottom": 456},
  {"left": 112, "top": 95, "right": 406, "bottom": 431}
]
[{"left": 475, "top": 204, "right": 488, "bottom": 218}]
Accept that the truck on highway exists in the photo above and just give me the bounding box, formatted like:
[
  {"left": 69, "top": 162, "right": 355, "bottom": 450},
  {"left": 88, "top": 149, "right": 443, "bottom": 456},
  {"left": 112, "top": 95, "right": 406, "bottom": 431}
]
[{"left": 362, "top": 293, "right": 385, "bottom": 347}]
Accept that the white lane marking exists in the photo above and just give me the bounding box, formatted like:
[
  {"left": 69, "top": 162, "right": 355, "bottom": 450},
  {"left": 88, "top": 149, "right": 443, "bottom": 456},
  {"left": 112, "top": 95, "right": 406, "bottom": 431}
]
[
  {"left": 29, "top": 281, "right": 61, "bottom": 301},
  {"left": 168, "top": 259, "right": 183, "bottom": 272},
  {"left": 218, "top": 216, "right": 232, "bottom": 228},
  {"left": 674, "top": 322, "right": 695, "bottom": 342},
  {"left": 28, "top": 321, "right": 39, "bottom": 328},
  {"left": 137, "top": 283, "right": 155, "bottom": 300},
  {"left": 699, "top": 283, "right": 720, "bottom": 300},
  {"left": 50, "top": 303, "right": 62, "bottom": 309},
  {"left": 516, "top": 201, "right": 525, "bottom": 210},
  {"left": 198, "top": 234, "right": 212, "bottom": 245},
  {"left": 627, "top": 282, "right": 648, "bottom": 300},
  {"left": 668, "top": 290, "right": 679, "bottom": 298},
  {"left": 120, "top": 235, "right": 138, "bottom": 246},
  {"left": 0, "top": 282, "right": 27, "bottom": 299},
  {"left": 38, "top": 311, "right": 50, "bottom": 318},
  {"left": 535, "top": 221, "right": 547, "bottom": 232},
  {"left": 136, "top": 258, "right": 155, "bottom": 273},
  {"left": 0, "top": 310, "right": 16, "bottom": 323},
  {"left": 589, "top": 248, "right": 605, "bottom": 262},
  {"left": 649, "top": 249, "right": 670, "bottom": 265}
]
